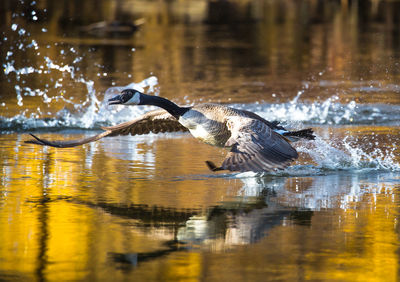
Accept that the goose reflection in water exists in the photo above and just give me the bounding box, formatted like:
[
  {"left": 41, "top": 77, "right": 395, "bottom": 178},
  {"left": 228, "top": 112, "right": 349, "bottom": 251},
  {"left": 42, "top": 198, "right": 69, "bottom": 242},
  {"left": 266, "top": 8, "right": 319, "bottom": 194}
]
[
  {"left": 100, "top": 171, "right": 391, "bottom": 268},
  {"left": 25, "top": 169, "right": 394, "bottom": 269}
]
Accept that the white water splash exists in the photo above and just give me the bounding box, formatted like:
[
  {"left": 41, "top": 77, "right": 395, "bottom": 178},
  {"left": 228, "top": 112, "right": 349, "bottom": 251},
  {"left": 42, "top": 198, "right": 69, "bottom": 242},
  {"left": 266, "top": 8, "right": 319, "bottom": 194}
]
[
  {"left": 4, "top": 55, "right": 86, "bottom": 108},
  {"left": 232, "top": 99, "right": 400, "bottom": 126},
  {"left": 295, "top": 136, "right": 400, "bottom": 172},
  {"left": 78, "top": 76, "right": 160, "bottom": 128}
]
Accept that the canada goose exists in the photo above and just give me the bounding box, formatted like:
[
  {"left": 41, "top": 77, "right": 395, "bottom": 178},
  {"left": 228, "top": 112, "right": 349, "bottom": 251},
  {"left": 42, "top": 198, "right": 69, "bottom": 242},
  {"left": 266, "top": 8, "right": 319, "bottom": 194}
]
[{"left": 26, "top": 89, "right": 315, "bottom": 172}]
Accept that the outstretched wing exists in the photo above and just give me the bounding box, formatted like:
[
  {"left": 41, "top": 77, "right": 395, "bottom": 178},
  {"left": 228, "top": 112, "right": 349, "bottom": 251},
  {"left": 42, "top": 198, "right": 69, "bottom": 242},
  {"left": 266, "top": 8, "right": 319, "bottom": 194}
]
[
  {"left": 210, "top": 117, "right": 298, "bottom": 172},
  {"left": 25, "top": 109, "right": 189, "bottom": 148}
]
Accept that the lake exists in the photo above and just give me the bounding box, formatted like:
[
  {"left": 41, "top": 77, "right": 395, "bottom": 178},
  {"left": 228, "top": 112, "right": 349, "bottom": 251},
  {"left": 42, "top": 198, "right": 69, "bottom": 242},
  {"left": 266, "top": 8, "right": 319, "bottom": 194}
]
[{"left": 1, "top": 0, "right": 400, "bottom": 281}]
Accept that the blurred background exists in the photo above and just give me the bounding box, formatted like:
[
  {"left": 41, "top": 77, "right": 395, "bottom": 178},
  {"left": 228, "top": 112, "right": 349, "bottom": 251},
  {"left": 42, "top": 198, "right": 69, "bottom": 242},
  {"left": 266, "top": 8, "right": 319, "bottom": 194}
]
[
  {"left": 1, "top": 0, "right": 400, "bottom": 281},
  {"left": 1, "top": 0, "right": 400, "bottom": 113}
]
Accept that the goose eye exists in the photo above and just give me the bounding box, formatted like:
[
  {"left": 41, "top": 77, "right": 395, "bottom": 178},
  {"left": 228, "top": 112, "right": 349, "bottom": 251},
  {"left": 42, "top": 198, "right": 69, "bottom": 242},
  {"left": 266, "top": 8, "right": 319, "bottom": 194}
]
[
  {"left": 121, "top": 91, "right": 134, "bottom": 103},
  {"left": 121, "top": 94, "right": 129, "bottom": 102}
]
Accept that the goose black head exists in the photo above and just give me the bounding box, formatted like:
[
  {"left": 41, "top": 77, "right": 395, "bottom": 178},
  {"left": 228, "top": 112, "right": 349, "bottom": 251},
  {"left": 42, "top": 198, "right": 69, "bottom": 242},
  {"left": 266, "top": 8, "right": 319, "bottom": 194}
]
[{"left": 108, "top": 89, "right": 142, "bottom": 105}]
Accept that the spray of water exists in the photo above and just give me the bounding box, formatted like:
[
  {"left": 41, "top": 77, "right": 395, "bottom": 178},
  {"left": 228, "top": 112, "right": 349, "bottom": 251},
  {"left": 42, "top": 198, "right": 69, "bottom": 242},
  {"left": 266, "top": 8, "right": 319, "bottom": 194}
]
[
  {"left": 295, "top": 136, "right": 400, "bottom": 172},
  {"left": 1, "top": 6, "right": 160, "bottom": 131}
]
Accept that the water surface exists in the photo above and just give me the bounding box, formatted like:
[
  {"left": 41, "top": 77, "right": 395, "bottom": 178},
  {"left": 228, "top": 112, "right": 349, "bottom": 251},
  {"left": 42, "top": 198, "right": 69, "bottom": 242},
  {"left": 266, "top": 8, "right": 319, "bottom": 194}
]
[{"left": 1, "top": 0, "right": 400, "bottom": 281}]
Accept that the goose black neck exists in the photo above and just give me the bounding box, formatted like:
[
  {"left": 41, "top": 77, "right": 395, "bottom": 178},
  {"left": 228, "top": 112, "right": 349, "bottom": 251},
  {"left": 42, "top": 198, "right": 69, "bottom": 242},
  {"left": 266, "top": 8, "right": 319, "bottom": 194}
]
[{"left": 139, "top": 94, "right": 189, "bottom": 119}]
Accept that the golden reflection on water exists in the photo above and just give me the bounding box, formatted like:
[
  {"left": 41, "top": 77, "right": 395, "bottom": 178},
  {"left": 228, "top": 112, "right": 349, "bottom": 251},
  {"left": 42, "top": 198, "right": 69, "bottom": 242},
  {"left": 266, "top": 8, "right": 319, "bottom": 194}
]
[{"left": 1, "top": 126, "right": 400, "bottom": 280}]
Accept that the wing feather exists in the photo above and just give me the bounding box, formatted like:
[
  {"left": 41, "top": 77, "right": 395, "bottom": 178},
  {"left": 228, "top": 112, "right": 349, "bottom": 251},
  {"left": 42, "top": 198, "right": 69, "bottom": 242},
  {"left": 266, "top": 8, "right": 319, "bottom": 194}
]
[
  {"left": 220, "top": 117, "right": 298, "bottom": 172},
  {"left": 25, "top": 109, "right": 188, "bottom": 148}
]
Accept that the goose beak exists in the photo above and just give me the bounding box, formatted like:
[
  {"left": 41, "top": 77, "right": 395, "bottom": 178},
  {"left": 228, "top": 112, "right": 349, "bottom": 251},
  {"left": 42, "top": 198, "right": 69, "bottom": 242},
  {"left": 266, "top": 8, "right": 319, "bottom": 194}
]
[{"left": 108, "top": 95, "right": 123, "bottom": 105}]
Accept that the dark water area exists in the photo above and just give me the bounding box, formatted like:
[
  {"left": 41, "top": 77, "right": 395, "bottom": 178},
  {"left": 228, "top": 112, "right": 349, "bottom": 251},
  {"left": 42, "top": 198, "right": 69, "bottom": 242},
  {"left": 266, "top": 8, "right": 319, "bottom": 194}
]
[{"left": 1, "top": 0, "right": 400, "bottom": 281}]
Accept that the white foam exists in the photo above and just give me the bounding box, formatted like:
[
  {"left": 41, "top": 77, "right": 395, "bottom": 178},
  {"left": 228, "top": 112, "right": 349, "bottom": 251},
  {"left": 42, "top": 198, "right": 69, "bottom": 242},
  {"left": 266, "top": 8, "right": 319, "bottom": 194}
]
[{"left": 295, "top": 136, "right": 400, "bottom": 172}]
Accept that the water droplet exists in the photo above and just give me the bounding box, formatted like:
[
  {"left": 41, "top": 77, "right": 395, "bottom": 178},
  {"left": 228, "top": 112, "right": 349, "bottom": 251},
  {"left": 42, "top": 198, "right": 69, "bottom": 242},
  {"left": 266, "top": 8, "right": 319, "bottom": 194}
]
[
  {"left": 72, "top": 56, "right": 82, "bottom": 63},
  {"left": 11, "top": 24, "right": 18, "bottom": 31},
  {"left": 42, "top": 28, "right": 47, "bottom": 32},
  {"left": 15, "top": 85, "right": 23, "bottom": 106},
  {"left": 32, "top": 16, "right": 38, "bottom": 21}
]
